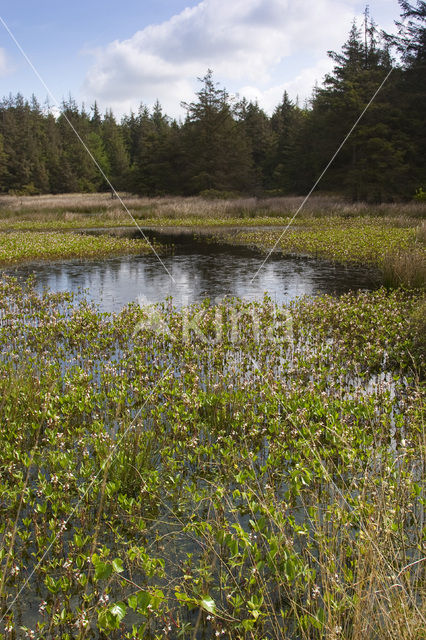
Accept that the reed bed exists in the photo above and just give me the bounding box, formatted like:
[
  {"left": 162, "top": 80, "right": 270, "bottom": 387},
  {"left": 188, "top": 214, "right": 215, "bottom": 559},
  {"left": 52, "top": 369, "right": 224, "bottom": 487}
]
[
  {"left": 0, "top": 193, "right": 425, "bottom": 224},
  {"left": 382, "top": 249, "right": 426, "bottom": 289},
  {"left": 0, "top": 277, "right": 424, "bottom": 639}
]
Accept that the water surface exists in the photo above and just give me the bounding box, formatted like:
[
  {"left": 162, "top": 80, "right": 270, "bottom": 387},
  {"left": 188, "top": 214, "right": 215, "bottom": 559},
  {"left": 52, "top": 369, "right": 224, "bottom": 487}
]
[{"left": 2, "top": 238, "right": 380, "bottom": 312}]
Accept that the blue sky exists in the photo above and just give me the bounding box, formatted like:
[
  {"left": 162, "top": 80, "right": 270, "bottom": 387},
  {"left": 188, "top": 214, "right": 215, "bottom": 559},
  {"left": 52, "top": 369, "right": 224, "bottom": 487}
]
[{"left": 0, "top": 0, "right": 402, "bottom": 119}]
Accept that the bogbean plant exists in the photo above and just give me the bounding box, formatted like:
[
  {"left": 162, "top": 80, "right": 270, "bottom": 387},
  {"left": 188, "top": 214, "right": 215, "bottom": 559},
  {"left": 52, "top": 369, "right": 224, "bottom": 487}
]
[
  {"left": 213, "top": 224, "right": 420, "bottom": 267},
  {"left": 0, "top": 275, "right": 424, "bottom": 639},
  {"left": 0, "top": 214, "right": 423, "bottom": 234},
  {"left": 0, "top": 232, "right": 165, "bottom": 266},
  {"left": 0, "top": 217, "right": 290, "bottom": 232}
]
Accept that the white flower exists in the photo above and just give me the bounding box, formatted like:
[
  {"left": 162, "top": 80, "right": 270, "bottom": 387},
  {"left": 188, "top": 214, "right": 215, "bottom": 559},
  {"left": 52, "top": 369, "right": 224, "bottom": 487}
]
[
  {"left": 74, "top": 611, "right": 90, "bottom": 628},
  {"left": 38, "top": 600, "right": 47, "bottom": 614},
  {"left": 311, "top": 584, "right": 320, "bottom": 599}
]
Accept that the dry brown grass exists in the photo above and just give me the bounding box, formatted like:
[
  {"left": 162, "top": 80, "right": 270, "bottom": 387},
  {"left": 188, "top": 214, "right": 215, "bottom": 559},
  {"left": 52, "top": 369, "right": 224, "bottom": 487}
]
[
  {"left": 1, "top": 192, "right": 425, "bottom": 221},
  {"left": 381, "top": 250, "right": 426, "bottom": 289},
  {"left": 381, "top": 218, "right": 425, "bottom": 289},
  {"left": 416, "top": 220, "right": 426, "bottom": 243}
]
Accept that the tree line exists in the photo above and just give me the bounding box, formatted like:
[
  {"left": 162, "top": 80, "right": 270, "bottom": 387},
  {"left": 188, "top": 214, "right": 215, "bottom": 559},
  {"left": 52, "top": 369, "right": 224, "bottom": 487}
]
[{"left": 0, "top": 1, "right": 424, "bottom": 202}]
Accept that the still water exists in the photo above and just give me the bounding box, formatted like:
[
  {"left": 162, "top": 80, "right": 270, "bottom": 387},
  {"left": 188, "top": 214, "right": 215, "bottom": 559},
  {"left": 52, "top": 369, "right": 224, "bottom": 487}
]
[{"left": 3, "top": 238, "right": 380, "bottom": 312}]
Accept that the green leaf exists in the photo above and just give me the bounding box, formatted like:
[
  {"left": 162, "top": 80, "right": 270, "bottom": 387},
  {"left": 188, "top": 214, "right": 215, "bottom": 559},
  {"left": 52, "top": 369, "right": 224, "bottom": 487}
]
[
  {"left": 110, "top": 602, "right": 127, "bottom": 622},
  {"left": 242, "top": 618, "right": 255, "bottom": 630},
  {"left": 98, "top": 609, "right": 117, "bottom": 631},
  {"left": 94, "top": 561, "right": 112, "bottom": 581},
  {"left": 112, "top": 558, "right": 124, "bottom": 573},
  {"left": 135, "top": 591, "right": 151, "bottom": 614},
  {"left": 200, "top": 596, "right": 216, "bottom": 614}
]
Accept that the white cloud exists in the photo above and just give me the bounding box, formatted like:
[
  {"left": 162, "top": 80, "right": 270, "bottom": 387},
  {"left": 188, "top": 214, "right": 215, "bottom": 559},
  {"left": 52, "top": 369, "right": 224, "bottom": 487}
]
[
  {"left": 82, "top": 0, "right": 360, "bottom": 117},
  {"left": 239, "top": 57, "right": 336, "bottom": 111}
]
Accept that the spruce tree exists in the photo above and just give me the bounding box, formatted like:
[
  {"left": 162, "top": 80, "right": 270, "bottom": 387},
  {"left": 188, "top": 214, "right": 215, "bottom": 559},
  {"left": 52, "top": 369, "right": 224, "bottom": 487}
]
[
  {"left": 385, "top": 1, "right": 426, "bottom": 195},
  {"left": 181, "top": 70, "right": 253, "bottom": 194},
  {"left": 309, "top": 18, "right": 409, "bottom": 201},
  {"left": 237, "top": 98, "right": 275, "bottom": 192},
  {"left": 101, "top": 110, "right": 130, "bottom": 189},
  {"left": 269, "top": 92, "right": 304, "bottom": 194}
]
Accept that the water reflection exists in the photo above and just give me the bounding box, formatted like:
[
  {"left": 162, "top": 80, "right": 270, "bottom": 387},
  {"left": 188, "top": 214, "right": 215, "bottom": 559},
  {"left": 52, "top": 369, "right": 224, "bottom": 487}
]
[{"left": 3, "top": 242, "right": 380, "bottom": 313}]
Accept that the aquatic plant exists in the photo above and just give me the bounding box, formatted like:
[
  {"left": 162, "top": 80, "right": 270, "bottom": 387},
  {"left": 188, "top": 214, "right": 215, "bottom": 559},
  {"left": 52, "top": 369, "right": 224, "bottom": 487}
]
[
  {"left": 0, "top": 276, "right": 424, "bottom": 638},
  {"left": 0, "top": 231, "right": 165, "bottom": 266},
  {"left": 217, "top": 225, "right": 419, "bottom": 266}
]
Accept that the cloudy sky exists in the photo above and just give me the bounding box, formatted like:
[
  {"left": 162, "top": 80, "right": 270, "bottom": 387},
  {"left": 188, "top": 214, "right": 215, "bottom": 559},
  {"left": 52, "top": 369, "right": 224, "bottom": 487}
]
[{"left": 0, "top": 0, "right": 401, "bottom": 119}]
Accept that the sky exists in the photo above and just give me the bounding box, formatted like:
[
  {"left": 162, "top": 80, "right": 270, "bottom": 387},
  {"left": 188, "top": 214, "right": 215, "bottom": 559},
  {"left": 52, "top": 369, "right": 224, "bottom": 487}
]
[{"left": 0, "top": 0, "right": 402, "bottom": 120}]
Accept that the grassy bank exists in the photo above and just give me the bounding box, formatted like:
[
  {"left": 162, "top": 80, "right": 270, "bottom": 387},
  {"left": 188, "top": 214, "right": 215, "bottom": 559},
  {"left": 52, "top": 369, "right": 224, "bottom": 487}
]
[
  {"left": 0, "top": 231, "right": 164, "bottom": 266},
  {"left": 0, "top": 277, "right": 424, "bottom": 639},
  {"left": 0, "top": 193, "right": 425, "bottom": 229}
]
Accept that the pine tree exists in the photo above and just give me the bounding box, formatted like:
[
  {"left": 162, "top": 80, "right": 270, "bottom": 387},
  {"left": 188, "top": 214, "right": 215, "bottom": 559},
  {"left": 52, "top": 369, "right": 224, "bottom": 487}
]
[
  {"left": 269, "top": 92, "right": 304, "bottom": 193},
  {"left": 28, "top": 95, "right": 49, "bottom": 192},
  {"left": 90, "top": 101, "right": 102, "bottom": 132},
  {"left": 388, "top": 1, "right": 426, "bottom": 65},
  {"left": 57, "top": 97, "right": 107, "bottom": 192},
  {"left": 44, "top": 106, "right": 65, "bottom": 193},
  {"left": 0, "top": 93, "right": 48, "bottom": 193}
]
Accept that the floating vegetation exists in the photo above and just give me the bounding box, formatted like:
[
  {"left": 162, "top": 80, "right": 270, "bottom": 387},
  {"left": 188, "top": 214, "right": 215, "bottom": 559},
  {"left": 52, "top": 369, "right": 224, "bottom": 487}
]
[
  {"left": 0, "top": 214, "right": 423, "bottom": 232},
  {"left": 0, "top": 216, "right": 293, "bottom": 231},
  {"left": 215, "top": 224, "right": 419, "bottom": 265},
  {"left": 0, "top": 276, "right": 424, "bottom": 638},
  {"left": 0, "top": 231, "right": 165, "bottom": 266}
]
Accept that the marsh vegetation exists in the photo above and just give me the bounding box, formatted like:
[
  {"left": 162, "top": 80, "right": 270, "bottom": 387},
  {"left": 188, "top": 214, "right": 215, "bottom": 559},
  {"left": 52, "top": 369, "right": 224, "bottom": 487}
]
[
  {"left": 0, "top": 196, "right": 424, "bottom": 290},
  {"left": 0, "top": 265, "right": 424, "bottom": 638},
  {"left": 0, "top": 191, "right": 425, "bottom": 637},
  {"left": 1, "top": 2, "right": 426, "bottom": 635}
]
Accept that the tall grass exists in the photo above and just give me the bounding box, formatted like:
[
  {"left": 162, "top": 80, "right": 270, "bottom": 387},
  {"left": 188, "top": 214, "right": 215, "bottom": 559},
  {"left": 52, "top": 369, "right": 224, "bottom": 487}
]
[
  {"left": 382, "top": 249, "right": 426, "bottom": 289},
  {"left": 381, "top": 221, "right": 425, "bottom": 289},
  {"left": 1, "top": 193, "right": 425, "bottom": 222}
]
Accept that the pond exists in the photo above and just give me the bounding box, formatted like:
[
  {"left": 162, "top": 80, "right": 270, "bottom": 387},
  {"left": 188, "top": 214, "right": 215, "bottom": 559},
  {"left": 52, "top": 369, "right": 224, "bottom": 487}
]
[
  {"left": 0, "top": 234, "right": 421, "bottom": 640},
  {"left": 2, "top": 233, "right": 380, "bottom": 312}
]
